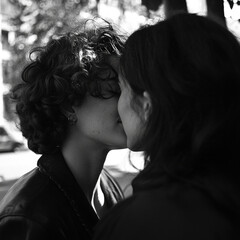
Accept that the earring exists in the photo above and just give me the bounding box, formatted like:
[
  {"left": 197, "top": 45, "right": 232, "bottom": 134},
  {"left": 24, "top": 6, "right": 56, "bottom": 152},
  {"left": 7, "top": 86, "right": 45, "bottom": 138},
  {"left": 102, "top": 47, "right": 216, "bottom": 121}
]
[{"left": 67, "top": 112, "right": 77, "bottom": 125}]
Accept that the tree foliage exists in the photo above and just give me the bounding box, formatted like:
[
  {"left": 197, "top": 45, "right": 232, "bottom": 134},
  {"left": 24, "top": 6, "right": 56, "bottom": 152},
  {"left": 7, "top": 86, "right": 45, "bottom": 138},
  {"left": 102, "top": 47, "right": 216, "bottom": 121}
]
[
  {"left": 7, "top": 0, "right": 226, "bottom": 87},
  {"left": 8, "top": 0, "right": 99, "bottom": 86}
]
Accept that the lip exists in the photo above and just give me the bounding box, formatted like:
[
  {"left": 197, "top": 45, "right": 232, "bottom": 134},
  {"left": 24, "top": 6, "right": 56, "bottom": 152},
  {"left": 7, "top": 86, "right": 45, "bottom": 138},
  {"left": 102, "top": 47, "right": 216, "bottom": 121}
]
[{"left": 117, "top": 117, "right": 122, "bottom": 124}]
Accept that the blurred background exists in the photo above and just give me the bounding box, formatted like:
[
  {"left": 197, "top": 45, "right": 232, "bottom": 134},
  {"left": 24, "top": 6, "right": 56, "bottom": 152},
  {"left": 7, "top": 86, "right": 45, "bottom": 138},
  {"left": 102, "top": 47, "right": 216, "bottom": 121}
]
[{"left": 0, "top": 0, "right": 240, "bottom": 199}]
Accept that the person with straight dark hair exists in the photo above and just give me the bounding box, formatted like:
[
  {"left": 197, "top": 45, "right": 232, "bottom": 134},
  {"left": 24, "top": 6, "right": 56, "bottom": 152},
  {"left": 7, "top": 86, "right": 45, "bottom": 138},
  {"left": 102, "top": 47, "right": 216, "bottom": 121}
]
[{"left": 93, "top": 13, "right": 240, "bottom": 240}]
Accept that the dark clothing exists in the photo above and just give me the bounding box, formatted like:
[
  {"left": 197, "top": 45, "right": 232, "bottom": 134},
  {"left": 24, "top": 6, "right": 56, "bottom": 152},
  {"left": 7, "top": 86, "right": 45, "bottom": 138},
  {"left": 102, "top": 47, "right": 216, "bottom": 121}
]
[
  {"left": 0, "top": 151, "right": 98, "bottom": 240},
  {"left": 93, "top": 171, "right": 240, "bottom": 240}
]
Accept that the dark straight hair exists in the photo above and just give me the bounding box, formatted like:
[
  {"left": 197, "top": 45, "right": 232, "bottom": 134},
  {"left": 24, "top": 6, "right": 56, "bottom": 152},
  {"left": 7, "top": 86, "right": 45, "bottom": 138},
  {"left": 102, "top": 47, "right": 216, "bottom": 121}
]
[{"left": 120, "top": 13, "right": 240, "bottom": 190}]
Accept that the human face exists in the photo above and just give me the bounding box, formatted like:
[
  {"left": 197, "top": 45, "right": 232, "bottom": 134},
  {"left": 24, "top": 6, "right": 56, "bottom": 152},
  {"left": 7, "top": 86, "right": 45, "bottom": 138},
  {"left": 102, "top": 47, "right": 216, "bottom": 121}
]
[
  {"left": 72, "top": 56, "right": 127, "bottom": 150},
  {"left": 118, "top": 73, "right": 146, "bottom": 151}
]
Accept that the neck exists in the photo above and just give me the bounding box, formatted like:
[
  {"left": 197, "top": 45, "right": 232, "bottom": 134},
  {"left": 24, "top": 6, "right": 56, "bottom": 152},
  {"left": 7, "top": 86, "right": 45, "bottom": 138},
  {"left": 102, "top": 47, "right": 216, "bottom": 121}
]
[{"left": 61, "top": 135, "right": 109, "bottom": 203}]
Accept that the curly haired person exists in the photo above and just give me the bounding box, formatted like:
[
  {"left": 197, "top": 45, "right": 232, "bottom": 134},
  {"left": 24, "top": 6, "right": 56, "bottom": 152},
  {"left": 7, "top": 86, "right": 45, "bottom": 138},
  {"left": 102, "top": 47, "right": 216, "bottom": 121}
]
[{"left": 0, "top": 20, "right": 126, "bottom": 240}]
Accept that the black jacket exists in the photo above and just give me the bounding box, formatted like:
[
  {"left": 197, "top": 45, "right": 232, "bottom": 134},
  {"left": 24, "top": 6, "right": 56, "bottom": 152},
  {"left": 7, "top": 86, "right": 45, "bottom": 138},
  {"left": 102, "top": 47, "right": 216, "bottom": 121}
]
[
  {"left": 93, "top": 172, "right": 240, "bottom": 240},
  {"left": 0, "top": 151, "right": 99, "bottom": 240}
]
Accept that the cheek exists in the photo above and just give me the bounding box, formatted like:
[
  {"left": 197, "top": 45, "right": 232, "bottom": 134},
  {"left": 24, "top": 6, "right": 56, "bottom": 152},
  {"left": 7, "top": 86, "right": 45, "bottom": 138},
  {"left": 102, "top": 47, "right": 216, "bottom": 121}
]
[
  {"left": 117, "top": 95, "right": 124, "bottom": 118},
  {"left": 118, "top": 92, "right": 134, "bottom": 120}
]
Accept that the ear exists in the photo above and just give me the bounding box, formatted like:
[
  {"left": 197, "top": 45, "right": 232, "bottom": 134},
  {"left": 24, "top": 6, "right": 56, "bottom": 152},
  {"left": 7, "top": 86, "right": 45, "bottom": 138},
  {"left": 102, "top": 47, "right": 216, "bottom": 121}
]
[
  {"left": 142, "top": 91, "right": 152, "bottom": 122},
  {"left": 61, "top": 106, "right": 78, "bottom": 125}
]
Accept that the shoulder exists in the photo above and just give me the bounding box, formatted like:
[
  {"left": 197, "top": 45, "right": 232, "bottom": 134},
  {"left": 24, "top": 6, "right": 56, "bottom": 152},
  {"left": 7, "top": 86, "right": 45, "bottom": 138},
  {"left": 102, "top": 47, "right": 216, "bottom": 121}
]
[
  {"left": 0, "top": 167, "right": 62, "bottom": 224},
  {"left": 0, "top": 215, "right": 52, "bottom": 240},
  {"left": 0, "top": 168, "right": 61, "bottom": 239},
  {"left": 94, "top": 180, "right": 240, "bottom": 240},
  {"left": 0, "top": 167, "right": 77, "bottom": 239}
]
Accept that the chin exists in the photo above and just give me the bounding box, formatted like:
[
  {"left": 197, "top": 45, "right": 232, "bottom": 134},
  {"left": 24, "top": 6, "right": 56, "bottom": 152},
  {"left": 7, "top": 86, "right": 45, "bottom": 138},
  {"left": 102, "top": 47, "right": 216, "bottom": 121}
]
[
  {"left": 108, "top": 139, "right": 127, "bottom": 150},
  {"left": 127, "top": 140, "right": 144, "bottom": 152},
  {"left": 115, "top": 141, "right": 127, "bottom": 149}
]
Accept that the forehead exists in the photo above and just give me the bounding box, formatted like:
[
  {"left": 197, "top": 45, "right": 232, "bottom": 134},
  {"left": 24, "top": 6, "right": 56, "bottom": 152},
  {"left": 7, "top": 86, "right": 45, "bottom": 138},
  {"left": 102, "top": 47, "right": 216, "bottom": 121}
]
[{"left": 118, "top": 70, "right": 128, "bottom": 87}]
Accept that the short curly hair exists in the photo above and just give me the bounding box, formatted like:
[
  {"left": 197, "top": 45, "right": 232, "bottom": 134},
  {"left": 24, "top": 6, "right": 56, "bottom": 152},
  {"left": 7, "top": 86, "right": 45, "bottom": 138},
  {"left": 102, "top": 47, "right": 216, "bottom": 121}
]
[{"left": 12, "top": 19, "right": 126, "bottom": 154}]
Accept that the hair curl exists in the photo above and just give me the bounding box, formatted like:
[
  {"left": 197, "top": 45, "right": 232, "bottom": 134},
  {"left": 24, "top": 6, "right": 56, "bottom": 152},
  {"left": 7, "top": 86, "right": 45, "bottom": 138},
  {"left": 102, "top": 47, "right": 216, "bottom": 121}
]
[{"left": 12, "top": 19, "right": 126, "bottom": 154}]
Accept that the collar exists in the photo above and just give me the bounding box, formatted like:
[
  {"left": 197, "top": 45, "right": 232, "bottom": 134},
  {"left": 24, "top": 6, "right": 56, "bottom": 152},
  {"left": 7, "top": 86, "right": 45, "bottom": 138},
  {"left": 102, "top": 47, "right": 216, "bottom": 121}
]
[{"left": 37, "top": 150, "right": 99, "bottom": 235}]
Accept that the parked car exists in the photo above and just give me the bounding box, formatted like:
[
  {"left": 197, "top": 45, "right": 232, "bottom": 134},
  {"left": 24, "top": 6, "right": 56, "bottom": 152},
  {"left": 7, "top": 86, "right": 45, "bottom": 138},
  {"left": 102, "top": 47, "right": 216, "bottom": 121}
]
[{"left": 0, "top": 125, "right": 24, "bottom": 152}]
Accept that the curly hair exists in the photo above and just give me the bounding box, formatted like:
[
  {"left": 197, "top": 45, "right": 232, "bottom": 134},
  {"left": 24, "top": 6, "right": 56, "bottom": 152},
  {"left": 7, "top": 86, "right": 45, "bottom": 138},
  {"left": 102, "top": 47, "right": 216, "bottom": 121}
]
[{"left": 12, "top": 19, "right": 126, "bottom": 154}]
